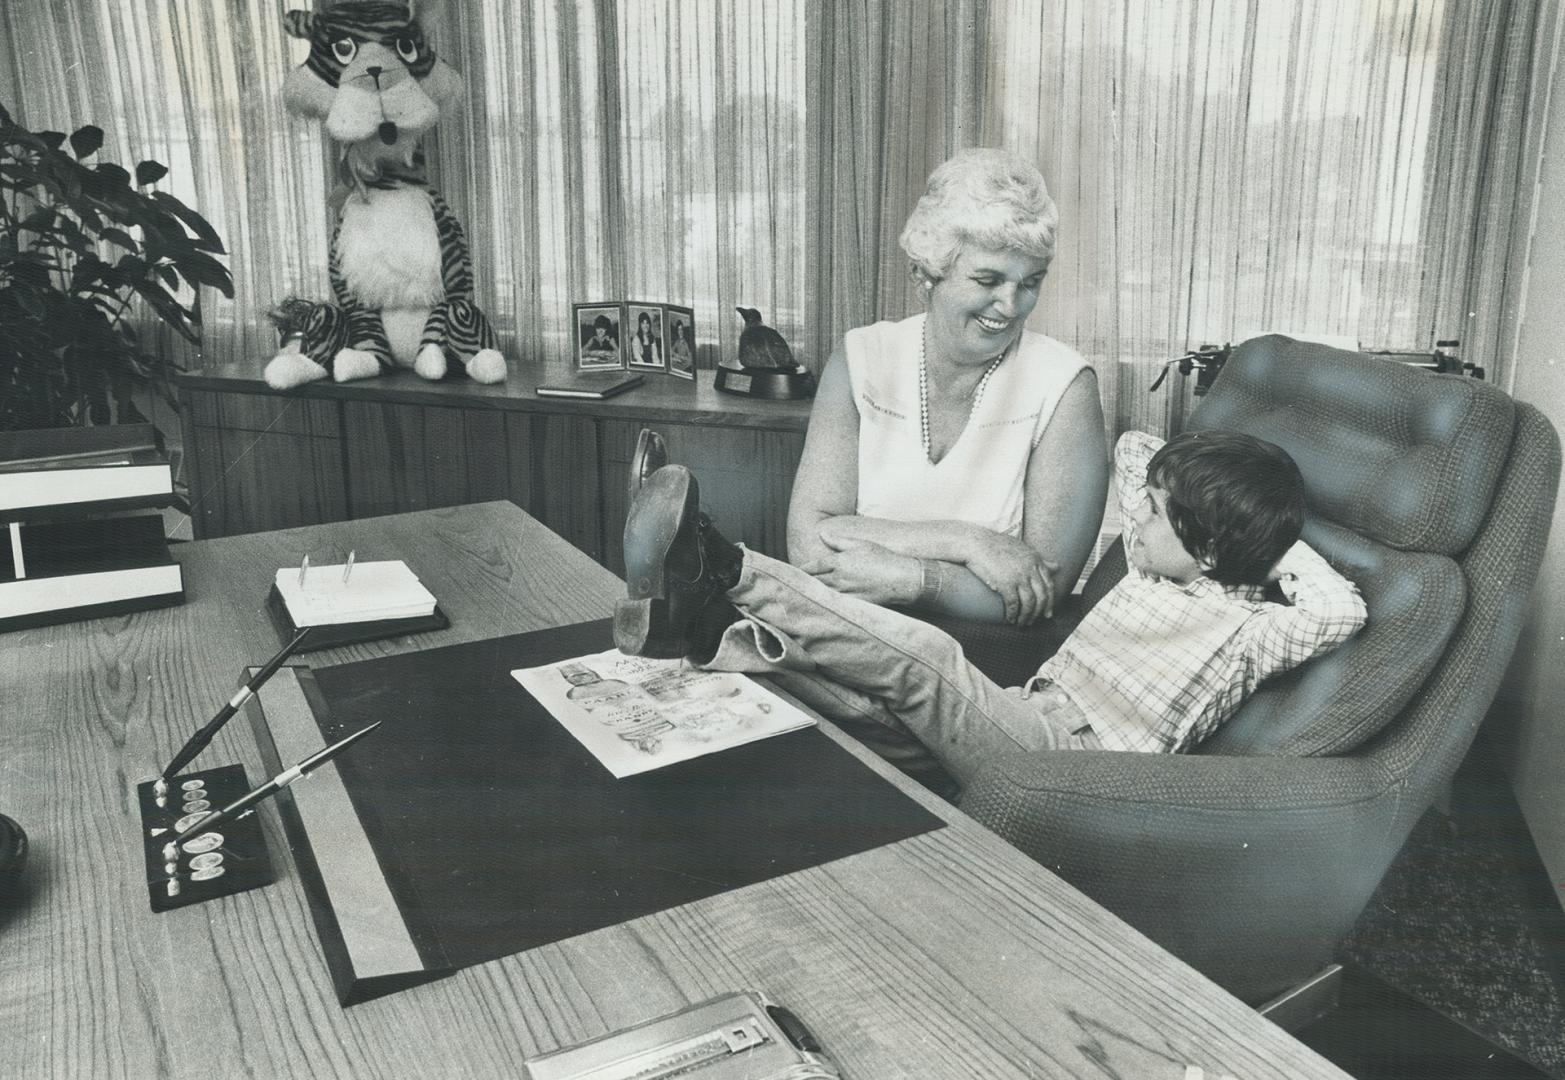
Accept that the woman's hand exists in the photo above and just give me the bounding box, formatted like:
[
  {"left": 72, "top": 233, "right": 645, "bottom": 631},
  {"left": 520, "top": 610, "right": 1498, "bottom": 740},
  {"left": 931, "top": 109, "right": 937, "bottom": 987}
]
[
  {"left": 801, "top": 539, "right": 921, "bottom": 606},
  {"left": 963, "top": 534, "right": 1058, "bottom": 624}
]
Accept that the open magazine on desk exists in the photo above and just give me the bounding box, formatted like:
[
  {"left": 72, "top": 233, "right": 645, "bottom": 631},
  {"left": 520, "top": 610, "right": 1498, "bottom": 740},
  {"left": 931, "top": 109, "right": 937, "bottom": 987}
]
[{"left": 512, "top": 648, "right": 815, "bottom": 777}]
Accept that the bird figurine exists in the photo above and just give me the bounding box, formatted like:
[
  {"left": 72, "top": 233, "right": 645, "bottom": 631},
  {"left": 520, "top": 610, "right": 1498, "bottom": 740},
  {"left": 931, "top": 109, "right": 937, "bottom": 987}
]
[{"left": 735, "top": 307, "right": 797, "bottom": 370}]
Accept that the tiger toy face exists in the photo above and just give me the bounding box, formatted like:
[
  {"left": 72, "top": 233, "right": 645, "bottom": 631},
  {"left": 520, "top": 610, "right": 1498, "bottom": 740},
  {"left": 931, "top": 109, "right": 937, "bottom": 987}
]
[{"left": 282, "top": 2, "right": 462, "bottom": 153}]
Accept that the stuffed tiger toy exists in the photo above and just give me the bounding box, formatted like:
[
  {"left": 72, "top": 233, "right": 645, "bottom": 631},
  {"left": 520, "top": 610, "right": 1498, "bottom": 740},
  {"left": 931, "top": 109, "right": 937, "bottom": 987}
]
[{"left": 264, "top": 1, "right": 506, "bottom": 390}]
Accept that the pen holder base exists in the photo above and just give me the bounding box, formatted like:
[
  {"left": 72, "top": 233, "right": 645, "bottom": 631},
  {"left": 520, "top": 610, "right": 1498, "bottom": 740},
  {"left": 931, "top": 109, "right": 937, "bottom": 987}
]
[{"left": 138, "top": 763, "right": 275, "bottom": 912}]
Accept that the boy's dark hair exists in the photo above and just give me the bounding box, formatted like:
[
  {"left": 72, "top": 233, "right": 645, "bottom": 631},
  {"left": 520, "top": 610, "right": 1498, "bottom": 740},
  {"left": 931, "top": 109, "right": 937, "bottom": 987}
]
[{"left": 1146, "top": 430, "right": 1305, "bottom": 586}]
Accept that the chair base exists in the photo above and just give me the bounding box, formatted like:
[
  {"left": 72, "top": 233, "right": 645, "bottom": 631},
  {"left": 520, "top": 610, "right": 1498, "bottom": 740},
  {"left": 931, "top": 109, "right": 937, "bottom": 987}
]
[
  {"left": 1272, "top": 964, "right": 1552, "bottom": 1079},
  {"left": 1257, "top": 963, "right": 1343, "bottom": 1033}
]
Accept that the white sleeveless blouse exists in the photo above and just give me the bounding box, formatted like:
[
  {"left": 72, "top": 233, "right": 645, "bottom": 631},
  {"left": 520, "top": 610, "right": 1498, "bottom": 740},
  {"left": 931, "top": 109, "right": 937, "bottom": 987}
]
[{"left": 844, "top": 314, "right": 1089, "bottom": 537}]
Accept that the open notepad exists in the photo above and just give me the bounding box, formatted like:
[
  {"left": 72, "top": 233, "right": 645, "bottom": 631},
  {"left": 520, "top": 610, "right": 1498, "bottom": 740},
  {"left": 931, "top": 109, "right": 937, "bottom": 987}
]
[{"left": 273, "top": 561, "right": 437, "bottom": 626}]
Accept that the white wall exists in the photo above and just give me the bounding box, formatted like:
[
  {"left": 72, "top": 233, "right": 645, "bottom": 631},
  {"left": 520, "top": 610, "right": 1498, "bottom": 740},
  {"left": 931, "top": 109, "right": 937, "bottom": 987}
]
[{"left": 1503, "top": 22, "right": 1565, "bottom": 901}]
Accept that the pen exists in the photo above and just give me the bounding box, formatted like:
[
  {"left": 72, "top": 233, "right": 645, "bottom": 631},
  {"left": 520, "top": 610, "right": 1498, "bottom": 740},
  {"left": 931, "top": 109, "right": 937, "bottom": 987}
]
[
  {"left": 298, "top": 553, "right": 310, "bottom": 587},
  {"left": 167, "top": 722, "right": 382, "bottom": 856},
  {"left": 342, "top": 549, "right": 356, "bottom": 584},
  {"left": 155, "top": 627, "right": 312, "bottom": 798}
]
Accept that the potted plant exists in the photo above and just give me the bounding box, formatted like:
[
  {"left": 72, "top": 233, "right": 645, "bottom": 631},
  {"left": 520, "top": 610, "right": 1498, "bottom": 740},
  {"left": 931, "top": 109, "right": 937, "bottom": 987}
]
[{"left": 0, "top": 103, "right": 233, "bottom": 431}]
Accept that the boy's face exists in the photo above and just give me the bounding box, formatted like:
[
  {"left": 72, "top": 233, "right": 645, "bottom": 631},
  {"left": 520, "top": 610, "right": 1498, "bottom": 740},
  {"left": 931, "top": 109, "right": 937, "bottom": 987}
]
[{"left": 1128, "top": 485, "right": 1204, "bottom": 584}]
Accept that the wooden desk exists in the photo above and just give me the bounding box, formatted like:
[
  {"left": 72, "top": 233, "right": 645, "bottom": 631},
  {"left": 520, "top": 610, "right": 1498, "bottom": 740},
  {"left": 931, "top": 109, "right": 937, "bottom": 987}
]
[{"left": 0, "top": 502, "right": 1344, "bottom": 1078}]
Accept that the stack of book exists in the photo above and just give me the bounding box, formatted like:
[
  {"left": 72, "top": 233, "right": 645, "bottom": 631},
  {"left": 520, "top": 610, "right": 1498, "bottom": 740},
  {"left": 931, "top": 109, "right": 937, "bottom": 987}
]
[{"left": 0, "top": 425, "right": 185, "bottom": 632}]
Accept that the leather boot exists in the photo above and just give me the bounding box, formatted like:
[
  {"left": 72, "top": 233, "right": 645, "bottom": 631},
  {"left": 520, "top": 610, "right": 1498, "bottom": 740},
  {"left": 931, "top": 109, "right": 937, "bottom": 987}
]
[
  {"left": 615, "top": 465, "right": 742, "bottom": 659},
  {"left": 627, "top": 427, "right": 668, "bottom": 504}
]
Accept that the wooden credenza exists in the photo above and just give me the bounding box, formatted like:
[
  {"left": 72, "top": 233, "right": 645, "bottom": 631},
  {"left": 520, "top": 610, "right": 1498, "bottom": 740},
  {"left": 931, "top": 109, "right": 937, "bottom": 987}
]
[{"left": 178, "top": 363, "right": 812, "bottom": 570}]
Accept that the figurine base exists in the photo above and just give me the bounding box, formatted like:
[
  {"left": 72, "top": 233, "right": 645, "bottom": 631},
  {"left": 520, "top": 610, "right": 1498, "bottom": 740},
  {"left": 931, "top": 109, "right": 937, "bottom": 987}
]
[
  {"left": 713, "top": 366, "right": 817, "bottom": 400},
  {"left": 137, "top": 763, "right": 275, "bottom": 912}
]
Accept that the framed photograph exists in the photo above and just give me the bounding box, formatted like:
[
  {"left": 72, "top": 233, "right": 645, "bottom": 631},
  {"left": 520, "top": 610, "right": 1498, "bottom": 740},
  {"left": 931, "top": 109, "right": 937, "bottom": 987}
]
[
  {"left": 664, "top": 304, "right": 696, "bottom": 380},
  {"left": 624, "top": 301, "right": 668, "bottom": 373},
  {"left": 573, "top": 302, "right": 625, "bottom": 371}
]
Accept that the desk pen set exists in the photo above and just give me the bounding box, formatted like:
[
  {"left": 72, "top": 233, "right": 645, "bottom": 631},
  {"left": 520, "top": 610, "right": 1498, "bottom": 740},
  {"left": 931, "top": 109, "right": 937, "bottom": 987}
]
[{"left": 137, "top": 589, "right": 383, "bottom": 912}]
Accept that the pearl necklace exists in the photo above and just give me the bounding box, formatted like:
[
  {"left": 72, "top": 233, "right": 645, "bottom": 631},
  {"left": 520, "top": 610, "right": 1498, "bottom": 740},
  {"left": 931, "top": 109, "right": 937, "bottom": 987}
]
[{"left": 919, "top": 324, "right": 1009, "bottom": 462}]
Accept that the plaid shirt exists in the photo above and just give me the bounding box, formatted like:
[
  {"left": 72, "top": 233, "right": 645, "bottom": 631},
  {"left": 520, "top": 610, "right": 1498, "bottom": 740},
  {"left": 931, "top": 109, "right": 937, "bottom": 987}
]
[{"left": 1035, "top": 431, "right": 1367, "bottom": 753}]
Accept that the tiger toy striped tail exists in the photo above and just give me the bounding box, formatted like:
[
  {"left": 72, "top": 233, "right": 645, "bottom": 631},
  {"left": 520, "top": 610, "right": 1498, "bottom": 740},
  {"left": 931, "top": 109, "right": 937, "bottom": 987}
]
[{"left": 264, "top": 1, "right": 506, "bottom": 390}]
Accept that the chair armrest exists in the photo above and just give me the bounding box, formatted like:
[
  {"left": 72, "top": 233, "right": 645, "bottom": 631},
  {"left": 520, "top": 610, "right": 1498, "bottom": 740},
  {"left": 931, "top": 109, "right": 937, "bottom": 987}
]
[
  {"left": 960, "top": 750, "right": 1406, "bottom": 1002},
  {"left": 964, "top": 747, "right": 1392, "bottom": 818}
]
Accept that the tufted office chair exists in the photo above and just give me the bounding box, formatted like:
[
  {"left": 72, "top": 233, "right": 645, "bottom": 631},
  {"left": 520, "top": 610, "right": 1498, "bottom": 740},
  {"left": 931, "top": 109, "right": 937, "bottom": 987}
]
[{"left": 958, "top": 335, "right": 1561, "bottom": 1004}]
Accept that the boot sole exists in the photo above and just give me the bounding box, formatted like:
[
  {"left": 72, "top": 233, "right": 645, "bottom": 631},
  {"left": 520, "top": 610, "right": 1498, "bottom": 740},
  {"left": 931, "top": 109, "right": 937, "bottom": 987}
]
[{"left": 614, "top": 466, "right": 698, "bottom": 658}]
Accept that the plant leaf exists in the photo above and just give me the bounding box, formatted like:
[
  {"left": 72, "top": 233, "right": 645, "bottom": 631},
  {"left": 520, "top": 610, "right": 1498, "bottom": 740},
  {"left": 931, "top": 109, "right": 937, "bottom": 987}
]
[
  {"left": 133, "top": 283, "right": 201, "bottom": 343},
  {"left": 99, "top": 227, "right": 139, "bottom": 254},
  {"left": 151, "top": 190, "right": 225, "bottom": 253},
  {"left": 114, "top": 252, "right": 148, "bottom": 279},
  {"left": 165, "top": 248, "right": 234, "bottom": 296},
  {"left": 93, "top": 161, "right": 132, "bottom": 189},
  {"left": 70, "top": 125, "right": 105, "bottom": 160},
  {"left": 20, "top": 205, "right": 56, "bottom": 231},
  {"left": 135, "top": 160, "right": 168, "bottom": 186}
]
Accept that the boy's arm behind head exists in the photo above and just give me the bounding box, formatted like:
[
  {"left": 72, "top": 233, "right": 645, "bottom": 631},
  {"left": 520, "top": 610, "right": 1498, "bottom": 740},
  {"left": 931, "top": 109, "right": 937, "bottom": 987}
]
[
  {"left": 1247, "top": 539, "right": 1368, "bottom": 682},
  {"left": 1111, "top": 430, "right": 1164, "bottom": 538}
]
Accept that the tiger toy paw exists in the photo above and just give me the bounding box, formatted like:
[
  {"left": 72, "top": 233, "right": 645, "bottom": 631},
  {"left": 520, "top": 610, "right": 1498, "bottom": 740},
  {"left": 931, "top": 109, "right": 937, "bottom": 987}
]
[
  {"left": 264, "top": 347, "right": 329, "bottom": 391},
  {"left": 414, "top": 343, "right": 449, "bottom": 381},
  {"left": 465, "top": 348, "right": 507, "bottom": 384},
  {"left": 332, "top": 347, "right": 382, "bottom": 383}
]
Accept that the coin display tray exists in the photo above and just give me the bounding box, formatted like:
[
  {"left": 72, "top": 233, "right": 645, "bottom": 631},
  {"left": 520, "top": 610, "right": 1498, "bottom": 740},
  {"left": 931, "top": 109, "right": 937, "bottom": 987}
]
[{"left": 137, "top": 763, "right": 275, "bottom": 912}]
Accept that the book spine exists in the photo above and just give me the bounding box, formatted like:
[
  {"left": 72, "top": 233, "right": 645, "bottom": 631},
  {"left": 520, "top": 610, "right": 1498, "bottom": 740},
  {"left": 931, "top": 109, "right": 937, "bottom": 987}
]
[
  {"left": 6, "top": 515, "right": 171, "bottom": 582},
  {"left": 0, "top": 491, "right": 178, "bottom": 525},
  {"left": 0, "top": 422, "right": 160, "bottom": 465},
  {"left": 0, "top": 565, "right": 184, "bottom": 630}
]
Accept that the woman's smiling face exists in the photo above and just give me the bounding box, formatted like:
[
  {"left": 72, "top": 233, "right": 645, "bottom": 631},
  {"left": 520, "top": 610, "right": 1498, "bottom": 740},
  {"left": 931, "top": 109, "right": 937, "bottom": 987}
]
[{"left": 925, "top": 246, "right": 1048, "bottom": 367}]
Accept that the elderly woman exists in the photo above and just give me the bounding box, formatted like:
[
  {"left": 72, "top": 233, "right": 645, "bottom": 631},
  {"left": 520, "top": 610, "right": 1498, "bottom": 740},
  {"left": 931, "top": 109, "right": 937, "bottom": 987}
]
[{"left": 788, "top": 149, "right": 1108, "bottom": 626}]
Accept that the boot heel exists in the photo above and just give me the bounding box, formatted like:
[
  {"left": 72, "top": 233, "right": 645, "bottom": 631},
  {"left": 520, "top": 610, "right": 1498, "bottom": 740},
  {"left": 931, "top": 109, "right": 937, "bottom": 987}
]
[{"left": 613, "top": 597, "right": 685, "bottom": 659}]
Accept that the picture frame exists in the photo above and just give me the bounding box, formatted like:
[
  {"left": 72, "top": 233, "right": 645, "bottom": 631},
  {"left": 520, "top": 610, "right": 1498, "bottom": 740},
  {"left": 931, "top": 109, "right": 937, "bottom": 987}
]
[
  {"left": 573, "top": 302, "right": 625, "bottom": 371},
  {"left": 624, "top": 301, "right": 668, "bottom": 373},
  {"left": 664, "top": 304, "right": 696, "bottom": 380}
]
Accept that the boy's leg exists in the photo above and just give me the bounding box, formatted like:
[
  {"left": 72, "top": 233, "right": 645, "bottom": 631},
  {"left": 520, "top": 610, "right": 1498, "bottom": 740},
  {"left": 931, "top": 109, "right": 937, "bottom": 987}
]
[
  {"left": 708, "top": 550, "right": 1092, "bottom": 786},
  {"left": 762, "top": 668, "right": 960, "bottom": 796},
  {"left": 615, "top": 466, "right": 1094, "bottom": 788}
]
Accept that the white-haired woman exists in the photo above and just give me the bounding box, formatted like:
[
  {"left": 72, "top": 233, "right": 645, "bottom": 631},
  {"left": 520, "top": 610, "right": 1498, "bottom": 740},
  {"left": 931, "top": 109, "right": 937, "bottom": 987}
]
[{"left": 788, "top": 148, "right": 1108, "bottom": 626}]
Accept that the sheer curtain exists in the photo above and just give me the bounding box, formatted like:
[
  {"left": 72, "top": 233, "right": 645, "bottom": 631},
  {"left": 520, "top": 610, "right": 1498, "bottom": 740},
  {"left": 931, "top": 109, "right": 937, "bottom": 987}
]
[
  {"left": 1422, "top": 0, "right": 1559, "bottom": 393},
  {"left": 1, "top": 0, "right": 1545, "bottom": 432},
  {"left": 1, "top": 0, "right": 804, "bottom": 374},
  {"left": 803, "top": 0, "right": 987, "bottom": 369},
  {"left": 809, "top": 0, "right": 1547, "bottom": 436},
  {"left": 428, "top": 0, "right": 805, "bottom": 369},
  {"left": 1, "top": 0, "right": 331, "bottom": 369},
  {"left": 986, "top": 0, "right": 1453, "bottom": 435}
]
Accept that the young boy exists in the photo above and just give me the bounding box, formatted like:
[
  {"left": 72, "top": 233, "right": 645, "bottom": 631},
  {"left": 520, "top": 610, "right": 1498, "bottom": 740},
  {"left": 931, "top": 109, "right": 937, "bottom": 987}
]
[{"left": 613, "top": 430, "right": 1367, "bottom": 790}]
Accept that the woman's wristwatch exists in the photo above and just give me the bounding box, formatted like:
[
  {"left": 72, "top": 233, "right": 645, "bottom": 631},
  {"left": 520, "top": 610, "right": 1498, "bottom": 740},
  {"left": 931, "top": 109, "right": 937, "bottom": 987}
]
[{"left": 917, "top": 559, "right": 945, "bottom": 605}]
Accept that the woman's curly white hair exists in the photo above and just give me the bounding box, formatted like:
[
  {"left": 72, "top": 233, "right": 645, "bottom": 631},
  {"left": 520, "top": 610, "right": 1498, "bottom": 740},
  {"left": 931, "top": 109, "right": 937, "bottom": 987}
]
[{"left": 898, "top": 148, "right": 1058, "bottom": 285}]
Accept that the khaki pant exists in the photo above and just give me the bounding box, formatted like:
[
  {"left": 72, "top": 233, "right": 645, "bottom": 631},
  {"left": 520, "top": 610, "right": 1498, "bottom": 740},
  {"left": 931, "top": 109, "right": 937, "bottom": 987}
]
[{"left": 704, "top": 549, "right": 1101, "bottom": 791}]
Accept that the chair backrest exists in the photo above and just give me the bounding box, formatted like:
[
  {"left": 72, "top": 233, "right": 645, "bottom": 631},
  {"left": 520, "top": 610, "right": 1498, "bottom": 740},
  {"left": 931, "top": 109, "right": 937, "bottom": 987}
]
[{"left": 1083, "top": 336, "right": 1559, "bottom": 775}]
